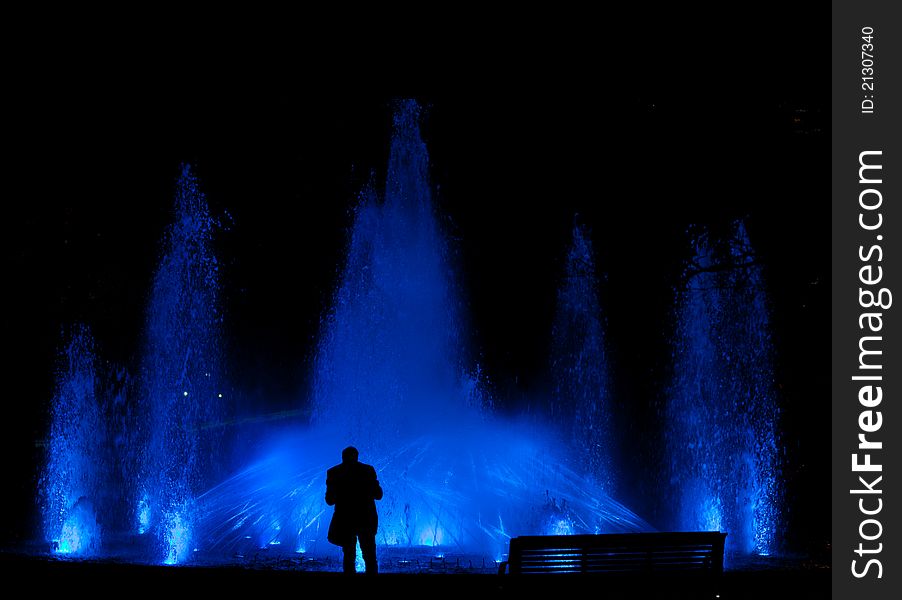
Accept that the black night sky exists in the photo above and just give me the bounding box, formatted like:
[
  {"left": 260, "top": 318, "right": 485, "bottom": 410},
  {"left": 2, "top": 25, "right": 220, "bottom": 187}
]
[{"left": 2, "top": 10, "right": 829, "bottom": 558}]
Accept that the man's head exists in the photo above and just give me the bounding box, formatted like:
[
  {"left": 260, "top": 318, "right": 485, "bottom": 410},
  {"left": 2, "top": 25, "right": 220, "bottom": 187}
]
[{"left": 341, "top": 446, "right": 359, "bottom": 463}]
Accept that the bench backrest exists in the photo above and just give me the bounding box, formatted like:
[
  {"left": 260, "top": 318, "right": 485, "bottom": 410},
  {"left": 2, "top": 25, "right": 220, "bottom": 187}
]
[{"left": 504, "top": 531, "right": 726, "bottom": 575}]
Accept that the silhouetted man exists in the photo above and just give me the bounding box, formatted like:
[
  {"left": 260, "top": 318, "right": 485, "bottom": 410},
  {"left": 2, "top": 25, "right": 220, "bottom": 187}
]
[{"left": 326, "top": 446, "right": 383, "bottom": 574}]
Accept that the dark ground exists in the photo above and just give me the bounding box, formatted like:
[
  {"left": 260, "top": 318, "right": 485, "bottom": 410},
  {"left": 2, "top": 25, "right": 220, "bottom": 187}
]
[{"left": 0, "top": 551, "right": 830, "bottom": 599}]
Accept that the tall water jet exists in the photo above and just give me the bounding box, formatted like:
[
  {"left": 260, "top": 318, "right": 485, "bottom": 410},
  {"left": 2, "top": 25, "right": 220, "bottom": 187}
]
[
  {"left": 663, "top": 221, "right": 782, "bottom": 556},
  {"left": 39, "top": 325, "right": 104, "bottom": 556},
  {"left": 311, "top": 99, "right": 483, "bottom": 451},
  {"left": 138, "top": 164, "right": 224, "bottom": 564},
  {"left": 550, "top": 221, "right": 614, "bottom": 491}
]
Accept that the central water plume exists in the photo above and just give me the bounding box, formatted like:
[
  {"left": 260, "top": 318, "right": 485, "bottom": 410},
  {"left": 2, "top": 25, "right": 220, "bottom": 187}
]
[
  {"left": 193, "top": 101, "right": 651, "bottom": 561},
  {"left": 311, "top": 100, "right": 484, "bottom": 451}
]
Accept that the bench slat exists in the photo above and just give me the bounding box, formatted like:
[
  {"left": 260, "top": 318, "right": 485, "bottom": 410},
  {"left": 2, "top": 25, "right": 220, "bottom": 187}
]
[{"left": 502, "top": 532, "right": 726, "bottom": 576}]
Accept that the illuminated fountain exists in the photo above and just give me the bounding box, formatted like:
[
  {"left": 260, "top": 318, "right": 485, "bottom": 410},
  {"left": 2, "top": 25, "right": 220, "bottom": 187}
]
[
  {"left": 193, "top": 100, "right": 650, "bottom": 563},
  {"left": 26, "top": 98, "right": 805, "bottom": 574},
  {"left": 137, "top": 165, "right": 225, "bottom": 564},
  {"left": 662, "top": 222, "right": 782, "bottom": 556},
  {"left": 550, "top": 221, "right": 615, "bottom": 492},
  {"left": 39, "top": 325, "right": 104, "bottom": 556}
]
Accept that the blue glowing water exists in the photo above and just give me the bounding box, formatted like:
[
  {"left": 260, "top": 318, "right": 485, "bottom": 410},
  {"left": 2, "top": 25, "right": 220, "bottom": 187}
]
[
  {"left": 137, "top": 164, "right": 225, "bottom": 564},
  {"left": 663, "top": 222, "right": 782, "bottom": 556},
  {"left": 192, "top": 100, "right": 650, "bottom": 560},
  {"left": 551, "top": 222, "right": 614, "bottom": 492},
  {"left": 40, "top": 325, "right": 104, "bottom": 556},
  {"left": 195, "top": 421, "right": 650, "bottom": 560},
  {"left": 311, "top": 100, "right": 487, "bottom": 450}
]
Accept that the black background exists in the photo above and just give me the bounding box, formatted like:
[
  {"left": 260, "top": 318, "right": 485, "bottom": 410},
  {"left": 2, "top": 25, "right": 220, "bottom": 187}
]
[{"left": 2, "top": 9, "right": 829, "bottom": 557}]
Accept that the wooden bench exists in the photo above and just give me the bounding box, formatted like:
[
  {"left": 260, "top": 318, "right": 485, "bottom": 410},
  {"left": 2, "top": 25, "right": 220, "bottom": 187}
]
[{"left": 497, "top": 531, "right": 726, "bottom": 576}]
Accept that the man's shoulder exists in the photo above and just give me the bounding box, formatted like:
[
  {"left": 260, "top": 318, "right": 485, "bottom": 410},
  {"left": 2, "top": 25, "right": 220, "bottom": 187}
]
[{"left": 326, "top": 464, "right": 343, "bottom": 476}]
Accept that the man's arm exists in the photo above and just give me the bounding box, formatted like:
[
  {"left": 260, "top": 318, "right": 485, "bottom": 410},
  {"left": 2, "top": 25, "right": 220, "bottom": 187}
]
[{"left": 325, "top": 469, "right": 337, "bottom": 506}]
